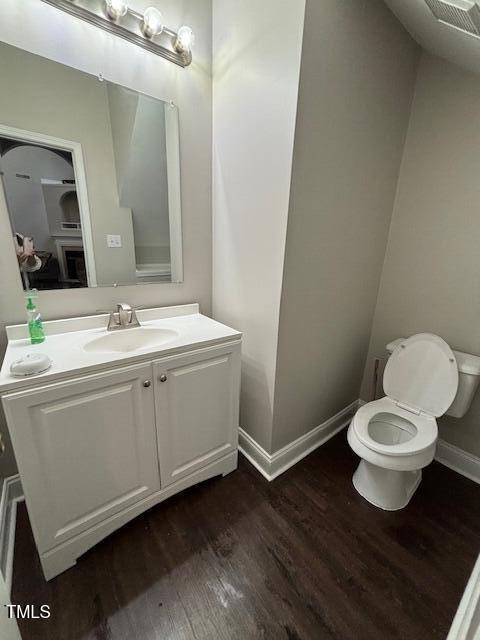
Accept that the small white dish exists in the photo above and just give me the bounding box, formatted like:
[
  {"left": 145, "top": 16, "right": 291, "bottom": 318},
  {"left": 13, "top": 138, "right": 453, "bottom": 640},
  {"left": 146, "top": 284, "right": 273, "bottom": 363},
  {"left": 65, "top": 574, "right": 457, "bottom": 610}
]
[{"left": 10, "top": 353, "right": 52, "bottom": 377}]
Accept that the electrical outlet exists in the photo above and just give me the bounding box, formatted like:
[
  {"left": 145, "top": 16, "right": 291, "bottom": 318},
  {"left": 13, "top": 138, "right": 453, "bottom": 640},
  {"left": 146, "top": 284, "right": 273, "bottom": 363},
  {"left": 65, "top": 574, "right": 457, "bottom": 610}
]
[{"left": 106, "top": 234, "right": 122, "bottom": 248}]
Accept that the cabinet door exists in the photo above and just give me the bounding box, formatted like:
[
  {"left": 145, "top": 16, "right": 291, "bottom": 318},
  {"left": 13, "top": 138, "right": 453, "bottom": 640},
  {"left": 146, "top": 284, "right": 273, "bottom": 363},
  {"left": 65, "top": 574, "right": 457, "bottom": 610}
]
[
  {"left": 2, "top": 363, "right": 160, "bottom": 552},
  {"left": 153, "top": 343, "right": 240, "bottom": 487}
]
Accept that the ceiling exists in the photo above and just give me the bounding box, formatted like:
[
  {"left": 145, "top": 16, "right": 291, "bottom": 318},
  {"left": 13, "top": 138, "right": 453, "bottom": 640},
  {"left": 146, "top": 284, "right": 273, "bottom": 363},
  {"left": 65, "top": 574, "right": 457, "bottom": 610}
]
[{"left": 384, "top": 0, "right": 480, "bottom": 75}]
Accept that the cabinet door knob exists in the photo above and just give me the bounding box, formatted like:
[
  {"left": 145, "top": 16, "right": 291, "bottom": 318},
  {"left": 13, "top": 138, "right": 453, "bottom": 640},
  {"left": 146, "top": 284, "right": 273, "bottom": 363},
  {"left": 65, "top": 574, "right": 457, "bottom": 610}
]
[
  {"left": 159, "top": 374, "right": 167, "bottom": 383},
  {"left": 143, "top": 380, "right": 152, "bottom": 388}
]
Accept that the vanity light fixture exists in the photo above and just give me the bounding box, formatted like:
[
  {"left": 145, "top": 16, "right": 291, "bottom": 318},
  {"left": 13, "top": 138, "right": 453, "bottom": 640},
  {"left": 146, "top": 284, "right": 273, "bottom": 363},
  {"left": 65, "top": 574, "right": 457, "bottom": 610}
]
[
  {"left": 39, "top": 0, "right": 194, "bottom": 67},
  {"left": 142, "top": 7, "right": 164, "bottom": 38},
  {"left": 105, "top": 0, "right": 127, "bottom": 21},
  {"left": 174, "top": 26, "right": 195, "bottom": 55}
]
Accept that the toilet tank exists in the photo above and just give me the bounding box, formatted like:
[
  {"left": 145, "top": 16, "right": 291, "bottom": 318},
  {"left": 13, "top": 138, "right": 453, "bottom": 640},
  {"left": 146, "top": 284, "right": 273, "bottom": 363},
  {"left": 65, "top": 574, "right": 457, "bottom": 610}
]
[{"left": 386, "top": 338, "right": 480, "bottom": 418}]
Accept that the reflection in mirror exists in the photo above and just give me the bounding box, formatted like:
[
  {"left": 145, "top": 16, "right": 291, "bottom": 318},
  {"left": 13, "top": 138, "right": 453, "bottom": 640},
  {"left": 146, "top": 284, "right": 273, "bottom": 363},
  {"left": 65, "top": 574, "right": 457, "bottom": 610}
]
[
  {"left": 1, "top": 140, "right": 87, "bottom": 289},
  {"left": 0, "top": 42, "right": 183, "bottom": 290}
]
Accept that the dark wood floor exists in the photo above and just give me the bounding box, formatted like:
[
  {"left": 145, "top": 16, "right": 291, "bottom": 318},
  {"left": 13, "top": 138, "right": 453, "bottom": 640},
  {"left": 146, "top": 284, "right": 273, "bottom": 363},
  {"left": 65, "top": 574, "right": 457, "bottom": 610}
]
[{"left": 12, "top": 432, "right": 480, "bottom": 640}]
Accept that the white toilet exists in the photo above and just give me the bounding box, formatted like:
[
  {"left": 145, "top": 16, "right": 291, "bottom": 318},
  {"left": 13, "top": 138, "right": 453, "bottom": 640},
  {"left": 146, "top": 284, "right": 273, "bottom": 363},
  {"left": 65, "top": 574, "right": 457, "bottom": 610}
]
[{"left": 348, "top": 333, "right": 480, "bottom": 511}]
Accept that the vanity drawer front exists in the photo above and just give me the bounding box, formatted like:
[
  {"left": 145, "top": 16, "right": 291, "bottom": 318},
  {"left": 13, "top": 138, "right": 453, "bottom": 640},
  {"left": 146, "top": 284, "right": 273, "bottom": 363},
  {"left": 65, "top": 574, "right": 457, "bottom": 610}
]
[
  {"left": 153, "top": 343, "right": 241, "bottom": 487},
  {"left": 2, "top": 363, "right": 160, "bottom": 552}
]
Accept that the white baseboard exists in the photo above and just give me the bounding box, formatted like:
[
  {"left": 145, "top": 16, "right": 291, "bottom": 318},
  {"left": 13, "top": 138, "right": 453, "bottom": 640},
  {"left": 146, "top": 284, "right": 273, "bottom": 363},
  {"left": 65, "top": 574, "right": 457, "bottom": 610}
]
[
  {"left": 436, "top": 440, "right": 480, "bottom": 485},
  {"left": 448, "top": 554, "right": 480, "bottom": 640},
  {"left": 0, "top": 475, "right": 24, "bottom": 595},
  {"left": 238, "top": 400, "right": 359, "bottom": 481},
  {"left": 238, "top": 397, "right": 480, "bottom": 488}
]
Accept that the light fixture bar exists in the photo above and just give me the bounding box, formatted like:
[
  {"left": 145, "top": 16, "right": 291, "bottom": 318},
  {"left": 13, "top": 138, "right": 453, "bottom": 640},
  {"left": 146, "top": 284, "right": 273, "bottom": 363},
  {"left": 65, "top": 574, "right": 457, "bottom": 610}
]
[{"left": 39, "top": 0, "right": 193, "bottom": 67}]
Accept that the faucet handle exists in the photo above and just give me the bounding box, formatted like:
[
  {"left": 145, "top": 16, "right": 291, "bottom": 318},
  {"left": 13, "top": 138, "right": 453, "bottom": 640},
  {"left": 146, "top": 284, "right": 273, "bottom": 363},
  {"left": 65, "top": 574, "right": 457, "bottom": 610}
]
[
  {"left": 107, "top": 310, "right": 121, "bottom": 331},
  {"left": 116, "top": 303, "right": 132, "bottom": 326},
  {"left": 129, "top": 306, "right": 141, "bottom": 328}
]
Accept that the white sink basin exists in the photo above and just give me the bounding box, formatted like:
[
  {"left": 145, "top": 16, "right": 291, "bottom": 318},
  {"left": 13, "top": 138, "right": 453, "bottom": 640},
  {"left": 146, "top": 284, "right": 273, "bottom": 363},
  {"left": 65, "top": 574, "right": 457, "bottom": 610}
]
[{"left": 84, "top": 327, "right": 179, "bottom": 354}]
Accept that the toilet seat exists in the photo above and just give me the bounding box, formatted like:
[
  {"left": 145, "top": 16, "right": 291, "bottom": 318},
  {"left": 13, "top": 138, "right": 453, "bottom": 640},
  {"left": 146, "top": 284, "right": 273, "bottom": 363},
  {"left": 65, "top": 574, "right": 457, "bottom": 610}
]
[
  {"left": 352, "top": 333, "right": 458, "bottom": 459},
  {"left": 352, "top": 398, "right": 437, "bottom": 457},
  {"left": 348, "top": 334, "right": 459, "bottom": 510}
]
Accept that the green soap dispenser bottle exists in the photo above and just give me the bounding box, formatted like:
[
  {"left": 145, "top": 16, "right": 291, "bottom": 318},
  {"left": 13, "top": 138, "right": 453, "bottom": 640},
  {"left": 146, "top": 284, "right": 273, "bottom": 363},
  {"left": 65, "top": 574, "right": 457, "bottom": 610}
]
[{"left": 25, "top": 289, "right": 45, "bottom": 344}]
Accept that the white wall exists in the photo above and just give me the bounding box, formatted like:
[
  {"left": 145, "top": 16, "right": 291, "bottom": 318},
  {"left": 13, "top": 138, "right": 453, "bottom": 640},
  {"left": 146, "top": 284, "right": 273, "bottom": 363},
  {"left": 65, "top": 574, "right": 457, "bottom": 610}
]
[
  {"left": 271, "top": 0, "right": 420, "bottom": 452},
  {"left": 361, "top": 52, "right": 480, "bottom": 457},
  {"left": 107, "top": 83, "right": 139, "bottom": 199},
  {"left": 212, "top": 0, "right": 306, "bottom": 451},
  {"left": 121, "top": 98, "right": 171, "bottom": 264},
  {"left": 0, "top": 0, "right": 212, "bottom": 479}
]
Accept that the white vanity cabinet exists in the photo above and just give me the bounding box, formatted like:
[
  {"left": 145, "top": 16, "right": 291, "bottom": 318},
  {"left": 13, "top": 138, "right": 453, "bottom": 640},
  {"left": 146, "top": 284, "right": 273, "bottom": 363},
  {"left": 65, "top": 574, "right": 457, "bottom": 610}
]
[
  {"left": 154, "top": 344, "right": 240, "bottom": 487},
  {"left": 3, "top": 363, "right": 161, "bottom": 554},
  {"left": 0, "top": 309, "right": 241, "bottom": 581}
]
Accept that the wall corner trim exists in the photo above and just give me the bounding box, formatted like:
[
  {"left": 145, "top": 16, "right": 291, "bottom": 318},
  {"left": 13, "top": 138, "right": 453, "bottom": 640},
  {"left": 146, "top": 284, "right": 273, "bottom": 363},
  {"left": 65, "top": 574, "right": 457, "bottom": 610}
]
[
  {"left": 447, "top": 553, "right": 480, "bottom": 640},
  {"left": 436, "top": 440, "right": 480, "bottom": 486},
  {"left": 0, "top": 474, "right": 24, "bottom": 596},
  {"left": 238, "top": 400, "right": 360, "bottom": 481}
]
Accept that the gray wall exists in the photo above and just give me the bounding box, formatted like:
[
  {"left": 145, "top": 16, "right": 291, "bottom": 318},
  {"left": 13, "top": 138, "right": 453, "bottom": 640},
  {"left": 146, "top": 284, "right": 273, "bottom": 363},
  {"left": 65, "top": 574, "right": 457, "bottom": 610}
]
[
  {"left": 272, "top": 0, "right": 420, "bottom": 451},
  {"left": 361, "top": 52, "right": 480, "bottom": 457},
  {"left": 0, "top": 0, "right": 212, "bottom": 480}
]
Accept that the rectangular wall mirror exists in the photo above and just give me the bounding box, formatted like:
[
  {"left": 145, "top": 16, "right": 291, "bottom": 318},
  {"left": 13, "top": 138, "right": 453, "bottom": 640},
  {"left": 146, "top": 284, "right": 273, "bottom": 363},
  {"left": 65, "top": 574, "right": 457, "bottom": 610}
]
[{"left": 0, "top": 42, "right": 183, "bottom": 290}]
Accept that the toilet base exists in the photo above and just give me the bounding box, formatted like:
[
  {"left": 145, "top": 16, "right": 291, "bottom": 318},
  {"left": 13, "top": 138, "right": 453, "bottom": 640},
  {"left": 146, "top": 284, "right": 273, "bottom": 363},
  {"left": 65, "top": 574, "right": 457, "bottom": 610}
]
[{"left": 352, "top": 459, "right": 422, "bottom": 511}]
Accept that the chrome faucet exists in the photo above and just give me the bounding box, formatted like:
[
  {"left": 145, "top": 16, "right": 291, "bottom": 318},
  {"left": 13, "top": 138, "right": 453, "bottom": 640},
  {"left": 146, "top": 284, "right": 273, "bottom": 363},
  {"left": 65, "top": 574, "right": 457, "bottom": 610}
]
[{"left": 107, "top": 303, "right": 141, "bottom": 331}]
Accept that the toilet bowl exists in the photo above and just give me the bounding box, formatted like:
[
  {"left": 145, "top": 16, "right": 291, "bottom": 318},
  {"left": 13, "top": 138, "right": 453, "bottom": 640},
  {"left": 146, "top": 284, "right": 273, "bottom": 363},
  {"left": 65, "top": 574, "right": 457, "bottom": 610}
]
[{"left": 348, "top": 333, "right": 459, "bottom": 511}]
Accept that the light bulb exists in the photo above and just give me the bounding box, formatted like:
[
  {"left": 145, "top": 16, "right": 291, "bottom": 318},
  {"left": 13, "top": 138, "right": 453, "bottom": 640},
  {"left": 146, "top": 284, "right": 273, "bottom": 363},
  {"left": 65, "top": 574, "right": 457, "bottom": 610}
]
[
  {"left": 143, "top": 7, "right": 164, "bottom": 38},
  {"left": 105, "top": 0, "right": 128, "bottom": 20},
  {"left": 174, "top": 26, "right": 195, "bottom": 54}
]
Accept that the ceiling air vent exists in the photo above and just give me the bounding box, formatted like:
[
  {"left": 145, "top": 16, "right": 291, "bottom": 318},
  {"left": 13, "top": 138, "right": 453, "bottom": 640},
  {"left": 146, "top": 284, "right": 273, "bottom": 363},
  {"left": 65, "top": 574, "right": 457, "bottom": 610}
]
[{"left": 424, "top": 0, "right": 480, "bottom": 36}]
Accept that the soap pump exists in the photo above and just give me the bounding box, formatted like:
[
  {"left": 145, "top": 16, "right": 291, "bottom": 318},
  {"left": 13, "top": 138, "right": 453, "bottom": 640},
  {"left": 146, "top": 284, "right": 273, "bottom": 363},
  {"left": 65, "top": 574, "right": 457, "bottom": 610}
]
[{"left": 25, "top": 289, "right": 45, "bottom": 344}]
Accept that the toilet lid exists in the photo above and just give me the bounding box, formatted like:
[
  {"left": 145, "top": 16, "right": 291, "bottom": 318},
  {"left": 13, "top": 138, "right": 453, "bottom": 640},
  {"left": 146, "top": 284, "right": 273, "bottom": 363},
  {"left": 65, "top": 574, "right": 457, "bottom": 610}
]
[{"left": 383, "top": 333, "right": 458, "bottom": 417}]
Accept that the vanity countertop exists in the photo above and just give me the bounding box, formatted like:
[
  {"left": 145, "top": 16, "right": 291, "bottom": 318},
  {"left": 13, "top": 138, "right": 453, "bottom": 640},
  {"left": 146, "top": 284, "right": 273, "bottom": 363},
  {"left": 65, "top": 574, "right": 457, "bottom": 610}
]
[{"left": 0, "top": 304, "right": 241, "bottom": 394}]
